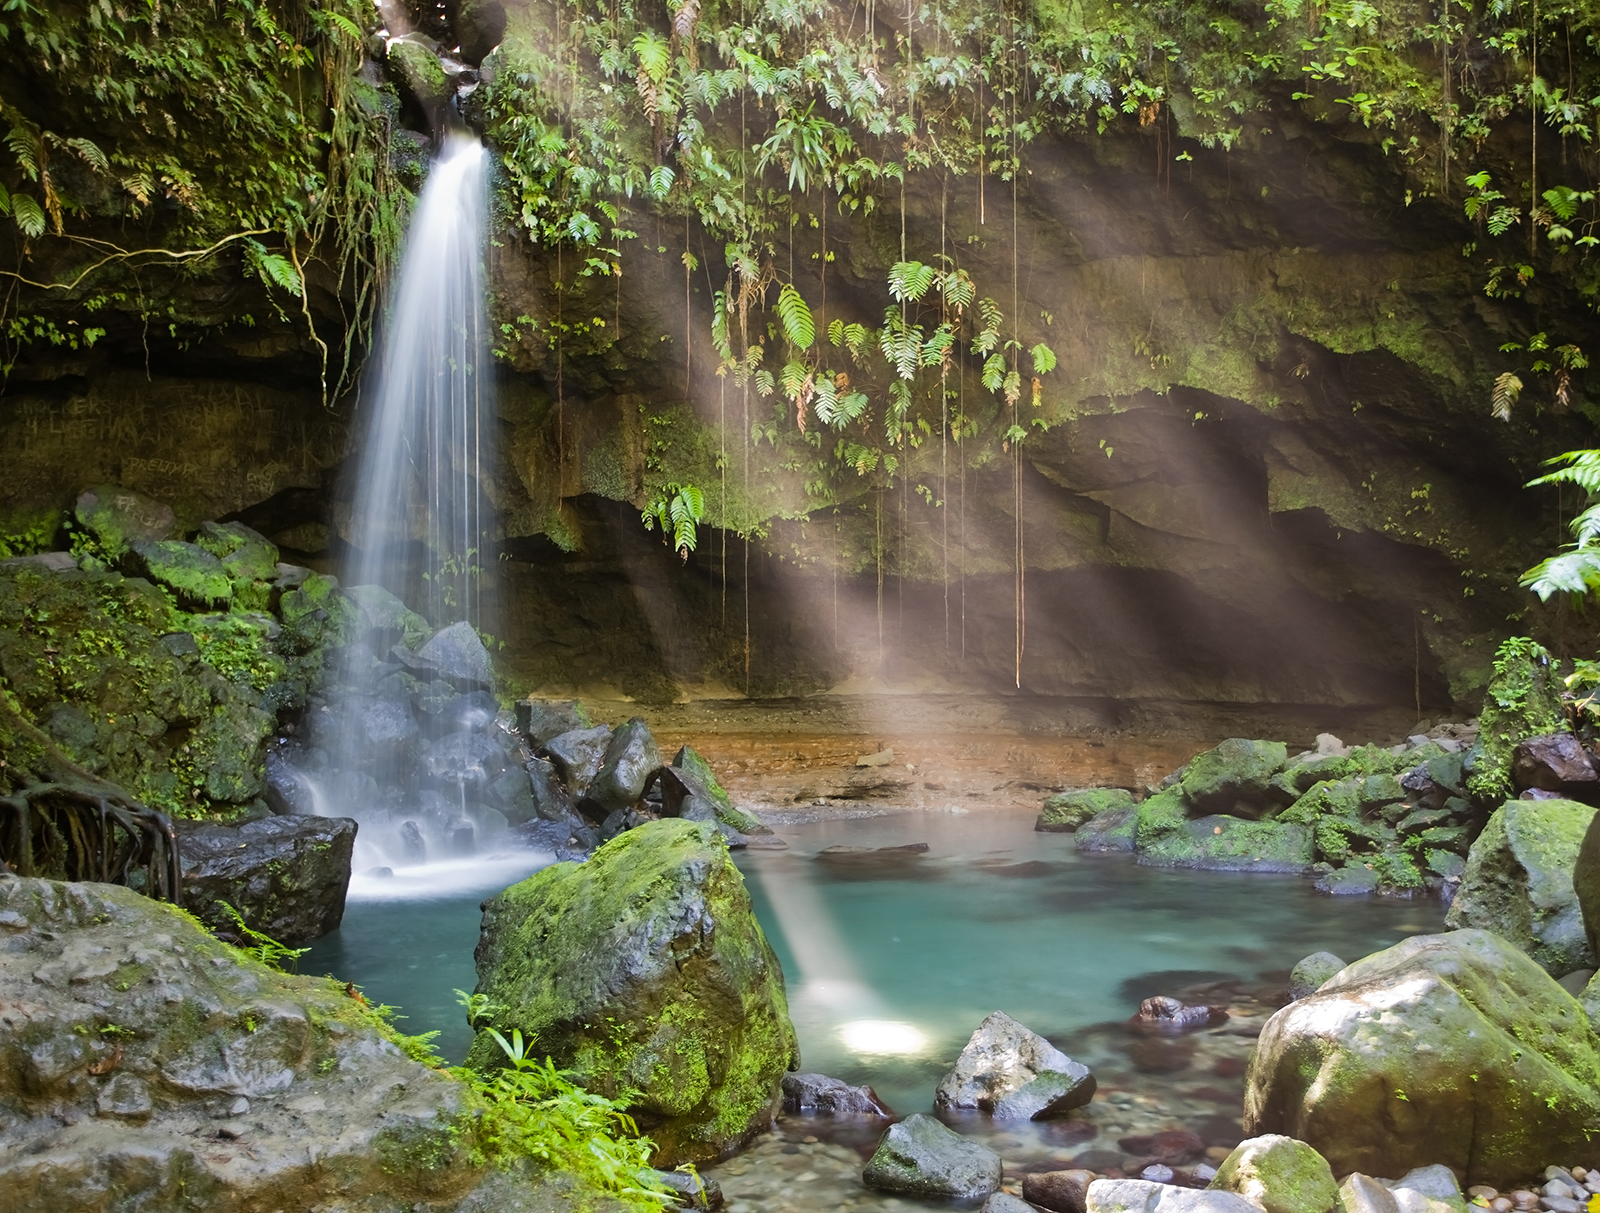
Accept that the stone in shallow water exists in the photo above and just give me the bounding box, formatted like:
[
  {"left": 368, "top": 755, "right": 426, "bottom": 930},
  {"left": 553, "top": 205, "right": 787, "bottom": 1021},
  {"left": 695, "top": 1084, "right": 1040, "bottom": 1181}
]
[
  {"left": 1088, "top": 1178, "right": 1262, "bottom": 1213},
  {"left": 1039, "top": 788, "right": 1136, "bottom": 832},
  {"left": 1207, "top": 1134, "right": 1338, "bottom": 1213},
  {"left": 1025, "top": 1169, "right": 1098, "bottom": 1213},
  {"left": 178, "top": 814, "right": 355, "bottom": 945},
  {"left": 1288, "top": 952, "right": 1345, "bottom": 1000},
  {"left": 985, "top": 1194, "right": 1039, "bottom": 1213},
  {"left": 780, "top": 1072, "right": 890, "bottom": 1116},
  {"left": 935, "top": 1009, "right": 1096, "bottom": 1120},
  {"left": 1077, "top": 806, "right": 1138, "bottom": 852},
  {"left": 862, "top": 1113, "right": 1002, "bottom": 1199}
]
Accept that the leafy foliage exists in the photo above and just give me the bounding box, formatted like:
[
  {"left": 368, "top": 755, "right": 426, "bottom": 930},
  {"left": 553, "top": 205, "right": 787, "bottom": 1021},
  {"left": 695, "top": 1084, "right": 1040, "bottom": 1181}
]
[
  {"left": 1522, "top": 449, "right": 1600, "bottom": 599},
  {"left": 642, "top": 483, "right": 707, "bottom": 557},
  {"left": 215, "top": 901, "right": 308, "bottom": 971}
]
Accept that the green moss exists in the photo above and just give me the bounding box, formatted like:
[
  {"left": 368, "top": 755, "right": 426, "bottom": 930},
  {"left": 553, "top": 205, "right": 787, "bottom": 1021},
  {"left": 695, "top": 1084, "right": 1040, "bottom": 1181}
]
[
  {"left": 1470, "top": 637, "right": 1567, "bottom": 803},
  {"left": 1039, "top": 786, "right": 1136, "bottom": 832},
  {"left": 126, "top": 540, "right": 233, "bottom": 610},
  {"left": 466, "top": 820, "right": 796, "bottom": 1166},
  {"left": 1135, "top": 786, "right": 1189, "bottom": 849}
]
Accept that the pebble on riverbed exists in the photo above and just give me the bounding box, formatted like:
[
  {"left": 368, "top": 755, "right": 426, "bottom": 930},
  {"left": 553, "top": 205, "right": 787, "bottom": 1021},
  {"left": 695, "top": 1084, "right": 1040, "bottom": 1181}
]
[{"left": 1463, "top": 1167, "right": 1600, "bottom": 1213}]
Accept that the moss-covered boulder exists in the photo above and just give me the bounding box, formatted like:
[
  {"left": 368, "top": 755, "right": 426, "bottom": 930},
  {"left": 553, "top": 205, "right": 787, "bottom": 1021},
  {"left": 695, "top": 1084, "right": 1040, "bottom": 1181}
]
[
  {"left": 1181, "top": 739, "right": 1289, "bottom": 816},
  {"left": 1245, "top": 929, "right": 1600, "bottom": 1185},
  {"left": 467, "top": 819, "right": 798, "bottom": 1166},
  {"left": 194, "top": 519, "right": 279, "bottom": 608},
  {"left": 1039, "top": 787, "right": 1135, "bottom": 832},
  {"left": 1445, "top": 798, "right": 1597, "bottom": 976},
  {"left": 125, "top": 539, "right": 233, "bottom": 610},
  {"left": 672, "top": 744, "right": 771, "bottom": 835},
  {"left": 72, "top": 484, "right": 175, "bottom": 556},
  {"left": 1469, "top": 637, "right": 1568, "bottom": 804},
  {"left": 1208, "top": 1135, "right": 1338, "bottom": 1213},
  {"left": 0, "top": 875, "right": 639, "bottom": 1213},
  {"left": 1076, "top": 805, "right": 1138, "bottom": 852}
]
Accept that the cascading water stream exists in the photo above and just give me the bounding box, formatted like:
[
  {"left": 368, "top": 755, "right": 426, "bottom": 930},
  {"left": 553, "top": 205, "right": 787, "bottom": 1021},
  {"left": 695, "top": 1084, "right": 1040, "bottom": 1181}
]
[{"left": 289, "top": 135, "right": 543, "bottom": 893}]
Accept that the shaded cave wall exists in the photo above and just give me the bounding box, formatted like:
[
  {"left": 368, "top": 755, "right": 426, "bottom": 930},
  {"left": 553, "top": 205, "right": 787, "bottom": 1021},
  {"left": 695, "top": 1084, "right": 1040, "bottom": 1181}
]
[{"left": 1, "top": 95, "right": 1593, "bottom": 712}]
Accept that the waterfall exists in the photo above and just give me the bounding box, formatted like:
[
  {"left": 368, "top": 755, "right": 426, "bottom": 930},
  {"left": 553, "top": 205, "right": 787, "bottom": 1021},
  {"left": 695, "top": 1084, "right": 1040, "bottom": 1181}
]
[
  {"left": 288, "top": 135, "right": 538, "bottom": 890},
  {"left": 347, "top": 134, "right": 491, "bottom": 626}
]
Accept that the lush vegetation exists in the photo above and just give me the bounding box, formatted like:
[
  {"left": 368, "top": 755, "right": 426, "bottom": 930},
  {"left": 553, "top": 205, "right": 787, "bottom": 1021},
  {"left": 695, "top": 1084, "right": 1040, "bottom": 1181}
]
[{"left": 0, "top": 0, "right": 403, "bottom": 397}]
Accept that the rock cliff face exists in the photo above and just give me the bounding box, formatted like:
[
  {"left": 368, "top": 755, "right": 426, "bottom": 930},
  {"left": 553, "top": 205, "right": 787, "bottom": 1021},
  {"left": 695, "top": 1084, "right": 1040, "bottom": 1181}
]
[{"left": 2, "top": 12, "right": 1591, "bottom": 712}]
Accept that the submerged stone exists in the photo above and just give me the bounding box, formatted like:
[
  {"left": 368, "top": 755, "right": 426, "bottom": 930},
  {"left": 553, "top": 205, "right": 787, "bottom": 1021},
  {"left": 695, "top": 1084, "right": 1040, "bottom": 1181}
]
[
  {"left": 467, "top": 819, "right": 798, "bottom": 1166},
  {"left": 862, "top": 1113, "right": 1002, "bottom": 1199}
]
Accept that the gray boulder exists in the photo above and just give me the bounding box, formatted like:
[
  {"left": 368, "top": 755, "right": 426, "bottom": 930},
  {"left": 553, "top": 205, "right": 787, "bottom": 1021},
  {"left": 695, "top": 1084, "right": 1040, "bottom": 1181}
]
[
  {"left": 343, "top": 583, "right": 432, "bottom": 649},
  {"left": 516, "top": 698, "right": 592, "bottom": 743},
  {"left": 416, "top": 620, "right": 493, "bottom": 687},
  {"left": 1338, "top": 1168, "right": 1468, "bottom": 1213},
  {"left": 1445, "top": 798, "right": 1597, "bottom": 975},
  {"left": 985, "top": 1195, "right": 1038, "bottom": 1213},
  {"left": 1087, "top": 1179, "right": 1262, "bottom": 1213},
  {"left": 424, "top": 730, "right": 510, "bottom": 792},
  {"left": 586, "top": 716, "right": 662, "bottom": 813},
  {"left": 934, "top": 1009, "right": 1095, "bottom": 1120},
  {"left": 1077, "top": 806, "right": 1138, "bottom": 852},
  {"left": 862, "top": 1113, "right": 1002, "bottom": 1199},
  {"left": 178, "top": 814, "right": 356, "bottom": 946},
  {"left": 0, "top": 875, "right": 614, "bottom": 1213},
  {"left": 1288, "top": 952, "right": 1346, "bottom": 1001},
  {"left": 1245, "top": 929, "right": 1600, "bottom": 1185},
  {"left": 1512, "top": 732, "right": 1599, "bottom": 795},
  {"left": 543, "top": 725, "right": 614, "bottom": 797},
  {"left": 780, "top": 1072, "right": 890, "bottom": 1115}
]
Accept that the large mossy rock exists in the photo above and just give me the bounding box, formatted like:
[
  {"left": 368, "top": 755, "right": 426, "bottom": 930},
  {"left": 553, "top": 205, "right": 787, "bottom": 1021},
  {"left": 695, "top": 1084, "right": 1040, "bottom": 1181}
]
[
  {"left": 1135, "top": 785, "right": 1313, "bottom": 871},
  {"left": 0, "top": 874, "right": 624, "bottom": 1213},
  {"left": 1445, "top": 798, "right": 1597, "bottom": 976},
  {"left": 1208, "top": 1135, "right": 1338, "bottom": 1213},
  {"left": 1039, "top": 787, "right": 1135, "bottom": 832},
  {"left": 1077, "top": 805, "right": 1138, "bottom": 852},
  {"left": 72, "top": 484, "right": 175, "bottom": 556},
  {"left": 1245, "top": 929, "right": 1600, "bottom": 1185},
  {"left": 467, "top": 819, "right": 799, "bottom": 1166},
  {"left": 177, "top": 814, "right": 357, "bottom": 946},
  {"left": 1180, "top": 738, "right": 1289, "bottom": 816},
  {"left": 1469, "top": 637, "right": 1567, "bottom": 803}
]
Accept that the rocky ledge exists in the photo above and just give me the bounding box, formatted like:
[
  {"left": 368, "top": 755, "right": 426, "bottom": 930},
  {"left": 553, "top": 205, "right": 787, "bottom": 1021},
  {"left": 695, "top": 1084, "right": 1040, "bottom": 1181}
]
[{"left": 0, "top": 873, "right": 628, "bottom": 1213}]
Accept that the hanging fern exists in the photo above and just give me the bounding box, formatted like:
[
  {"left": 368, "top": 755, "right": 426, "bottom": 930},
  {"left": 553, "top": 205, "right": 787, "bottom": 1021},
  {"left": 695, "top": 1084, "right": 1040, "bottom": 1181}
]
[
  {"left": 1491, "top": 371, "right": 1522, "bottom": 421},
  {"left": 777, "top": 283, "right": 815, "bottom": 349},
  {"left": 888, "top": 260, "right": 936, "bottom": 302},
  {"left": 642, "top": 483, "right": 707, "bottom": 559}
]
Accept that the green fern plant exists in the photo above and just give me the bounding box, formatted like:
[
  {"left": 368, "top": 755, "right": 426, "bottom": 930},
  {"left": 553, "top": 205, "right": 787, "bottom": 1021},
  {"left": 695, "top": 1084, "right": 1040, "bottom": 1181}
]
[{"left": 642, "top": 483, "right": 706, "bottom": 558}]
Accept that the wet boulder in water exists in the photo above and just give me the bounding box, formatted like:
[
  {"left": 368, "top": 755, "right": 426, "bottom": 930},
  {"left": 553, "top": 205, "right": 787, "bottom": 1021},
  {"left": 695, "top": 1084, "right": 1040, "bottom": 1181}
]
[
  {"left": 1087, "top": 1178, "right": 1261, "bottom": 1213},
  {"left": 424, "top": 730, "right": 509, "bottom": 791},
  {"left": 986, "top": 1195, "right": 1038, "bottom": 1213},
  {"left": 343, "top": 583, "right": 433, "bottom": 651},
  {"left": 781, "top": 1072, "right": 891, "bottom": 1116},
  {"left": 177, "top": 814, "right": 356, "bottom": 946},
  {"left": 1181, "top": 738, "right": 1290, "bottom": 816},
  {"left": 1445, "top": 798, "right": 1597, "bottom": 975},
  {"left": 542, "top": 724, "right": 613, "bottom": 797},
  {"left": 661, "top": 751, "right": 773, "bottom": 836},
  {"left": 1038, "top": 787, "right": 1135, "bottom": 832},
  {"left": 444, "top": 689, "right": 501, "bottom": 733},
  {"left": 1130, "top": 996, "right": 1228, "bottom": 1034},
  {"left": 934, "top": 1009, "right": 1096, "bottom": 1120},
  {"left": 467, "top": 819, "right": 797, "bottom": 1167},
  {"left": 400, "top": 819, "right": 427, "bottom": 863},
  {"left": 263, "top": 749, "right": 316, "bottom": 815},
  {"left": 486, "top": 767, "right": 537, "bottom": 825},
  {"left": 585, "top": 716, "right": 662, "bottom": 813},
  {"left": 1025, "top": 1170, "right": 1099, "bottom": 1213},
  {"left": 1076, "top": 806, "right": 1138, "bottom": 852},
  {"left": 1246, "top": 929, "right": 1600, "bottom": 1185},
  {"left": 863, "top": 1113, "right": 1002, "bottom": 1199},
  {"left": 415, "top": 620, "right": 493, "bottom": 688},
  {"left": 360, "top": 696, "right": 418, "bottom": 749},
  {"left": 1288, "top": 952, "right": 1346, "bottom": 1000},
  {"left": 515, "top": 697, "right": 593, "bottom": 744}
]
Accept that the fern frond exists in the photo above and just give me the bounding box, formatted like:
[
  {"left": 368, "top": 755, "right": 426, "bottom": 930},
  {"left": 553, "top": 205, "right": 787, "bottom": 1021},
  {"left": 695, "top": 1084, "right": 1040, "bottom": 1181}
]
[
  {"left": 776, "top": 283, "right": 815, "bottom": 348},
  {"left": 1491, "top": 371, "right": 1522, "bottom": 421},
  {"left": 1030, "top": 342, "right": 1057, "bottom": 375}
]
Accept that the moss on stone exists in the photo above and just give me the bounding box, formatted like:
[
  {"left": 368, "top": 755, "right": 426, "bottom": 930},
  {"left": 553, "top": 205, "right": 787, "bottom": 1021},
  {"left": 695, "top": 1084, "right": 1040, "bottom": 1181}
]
[
  {"left": 1039, "top": 787, "right": 1136, "bottom": 832},
  {"left": 467, "top": 819, "right": 798, "bottom": 1167},
  {"left": 1210, "top": 1134, "right": 1339, "bottom": 1213},
  {"left": 126, "top": 539, "right": 233, "bottom": 610},
  {"left": 1470, "top": 637, "right": 1567, "bottom": 803}
]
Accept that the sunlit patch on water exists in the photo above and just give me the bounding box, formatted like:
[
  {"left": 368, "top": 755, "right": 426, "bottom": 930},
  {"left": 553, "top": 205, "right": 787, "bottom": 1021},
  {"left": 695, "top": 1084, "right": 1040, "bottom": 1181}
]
[{"left": 838, "top": 1020, "right": 930, "bottom": 1056}]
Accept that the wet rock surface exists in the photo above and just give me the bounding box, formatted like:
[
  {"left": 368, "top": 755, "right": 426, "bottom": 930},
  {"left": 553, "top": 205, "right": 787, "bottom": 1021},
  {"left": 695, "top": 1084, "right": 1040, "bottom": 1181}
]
[
  {"left": 1246, "top": 930, "right": 1600, "bottom": 1184},
  {"left": 178, "top": 814, "right": 356, "bottom": 946},
  {"left": 936, "top": 1010, "right": 1097, "bottom": 1120},
  {"left": 782, "top": 1073, "right": 891, "bottom": 1117},
  {"left": 467, "top": 819, "right": 798, "bottom": 1166},
  {"left": 0, "top": 875, "right": 612, "bottom": 1213},
  {"left": 862, "top": 1113, "right": 1003, "bottom": 1198}
]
